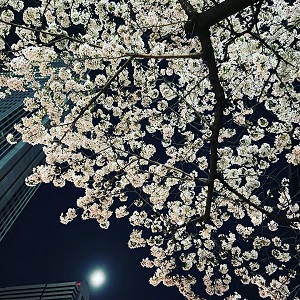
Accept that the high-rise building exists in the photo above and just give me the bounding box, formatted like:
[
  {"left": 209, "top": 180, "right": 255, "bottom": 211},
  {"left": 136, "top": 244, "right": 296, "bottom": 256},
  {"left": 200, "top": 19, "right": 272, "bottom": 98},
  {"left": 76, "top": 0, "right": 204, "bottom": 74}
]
[
  {"left": 0, "top": 281, "right": 89, "bottom": 300},
  {"left": 0, "top": 86, "right": 45, "bottom": 243},
  {"left": 0, "top": 61, "right": 64, "bottom": 242}
]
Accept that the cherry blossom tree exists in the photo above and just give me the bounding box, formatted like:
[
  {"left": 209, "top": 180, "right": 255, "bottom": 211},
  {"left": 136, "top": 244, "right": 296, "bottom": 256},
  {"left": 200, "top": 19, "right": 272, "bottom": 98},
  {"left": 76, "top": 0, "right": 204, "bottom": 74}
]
[{"left": 1, "top": 0, "right": 300, "bottom": 298}]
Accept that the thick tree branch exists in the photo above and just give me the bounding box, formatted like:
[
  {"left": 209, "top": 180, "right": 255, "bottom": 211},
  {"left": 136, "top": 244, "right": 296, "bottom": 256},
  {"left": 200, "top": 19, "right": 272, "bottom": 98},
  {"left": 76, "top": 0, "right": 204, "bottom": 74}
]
[
  {"left": 197, "top": 0, "right": 261, "bottom": 29},
  {"left": 178, "top": 0, "right": 229, "bottom": 222},
  {"left": 220, "top": 0, "right": 264, "bottom": 62},
  {"left": 126, "top": 52, "right": 203, "bottom": 59},
  {"left": 179, "top": 0, "right": 261, "bottom": 30},
  {"left": 177, "top": 0, "right": 197, "bottom": 18},
  {"left": 198, "top": 31, "right": 226, "bottom": 221},
  {"left": 179, "top": 0, "right": 262, "bottom": 43},
  {"left": 177, "top": 0, "right": 269, "bottom": 224}
]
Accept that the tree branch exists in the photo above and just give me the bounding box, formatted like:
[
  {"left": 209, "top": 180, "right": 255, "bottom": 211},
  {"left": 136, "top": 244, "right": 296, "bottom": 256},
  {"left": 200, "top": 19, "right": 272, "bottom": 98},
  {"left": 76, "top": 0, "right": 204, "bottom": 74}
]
[
  {"left": 178, "top": 0, "right": 261, "bottom": 34},
  {"left": 197, "top": 0, "right": 261, "bottom": 29},
  {"left": 177, "top": 0, "right": 197, "bottom": 18},
  {"left": 0, "top": 19, "right": 103, "bottom": 49},
  {"left": 198, "top": 31, "right": 226, "bottom": 221},
  {"left": 176, "top": 0, "right": 266, "bottom": 223},
  {"left": 125, "top": 52, "right": 203, "bottom": 59},
  {"left": 217, "top": 174, "right": 300, "bottom": 224}
]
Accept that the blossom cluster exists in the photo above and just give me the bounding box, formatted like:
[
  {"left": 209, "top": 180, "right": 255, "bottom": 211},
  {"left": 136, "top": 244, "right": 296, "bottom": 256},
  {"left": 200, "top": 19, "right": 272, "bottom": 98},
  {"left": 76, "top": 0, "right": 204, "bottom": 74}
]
[{"left": 2, "top": 0, "right": 300, "bottom": 299}]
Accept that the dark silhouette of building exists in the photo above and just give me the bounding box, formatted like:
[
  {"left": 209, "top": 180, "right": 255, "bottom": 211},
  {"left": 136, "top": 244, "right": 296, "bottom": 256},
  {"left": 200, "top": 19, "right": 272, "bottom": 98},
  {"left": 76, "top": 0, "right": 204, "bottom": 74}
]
[
  {"left": 0, "top": 85, "right": 45, "bottom": 242},
  {"left": 0, "top": 281, "right": 89, "bottom": 300},
  {"left": 0, "top": 61, "right": 64, "bottom": 242}
]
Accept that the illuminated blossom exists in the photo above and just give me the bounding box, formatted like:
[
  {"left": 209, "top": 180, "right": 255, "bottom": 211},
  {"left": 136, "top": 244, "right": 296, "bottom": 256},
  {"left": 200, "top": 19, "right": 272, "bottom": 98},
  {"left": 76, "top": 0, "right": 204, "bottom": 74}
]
[
  {"left": 6, "top": 133, "right": 17, "bottom": 145},
  {"left": 3, "top": 0, "right": 300, "bottom": 299}
]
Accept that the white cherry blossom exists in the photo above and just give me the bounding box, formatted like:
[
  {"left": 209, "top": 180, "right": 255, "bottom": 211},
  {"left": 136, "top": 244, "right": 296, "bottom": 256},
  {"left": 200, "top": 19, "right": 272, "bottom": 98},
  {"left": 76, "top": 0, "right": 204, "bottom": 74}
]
[{"left": 2, "top": 0, "right": 300, "bottom": 298}]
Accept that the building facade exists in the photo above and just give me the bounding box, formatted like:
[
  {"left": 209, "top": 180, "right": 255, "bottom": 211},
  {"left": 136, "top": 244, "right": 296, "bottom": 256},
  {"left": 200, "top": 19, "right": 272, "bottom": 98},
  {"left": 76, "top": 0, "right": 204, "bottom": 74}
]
[
  {"left": 0, "top": 86, "right": 45, "bottom": 242},
  {"left": 0, "top": 281, "right": 89, "bottom": 300},
  {"left": 0, "top": 61, "right": 64, "bottom": 243}
]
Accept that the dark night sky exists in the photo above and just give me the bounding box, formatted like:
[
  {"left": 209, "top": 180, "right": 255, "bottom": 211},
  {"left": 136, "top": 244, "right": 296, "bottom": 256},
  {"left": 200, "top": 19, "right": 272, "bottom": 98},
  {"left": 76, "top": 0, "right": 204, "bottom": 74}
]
[{"left": 0, "top": 183, "right": 185, "bottom": 300}]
